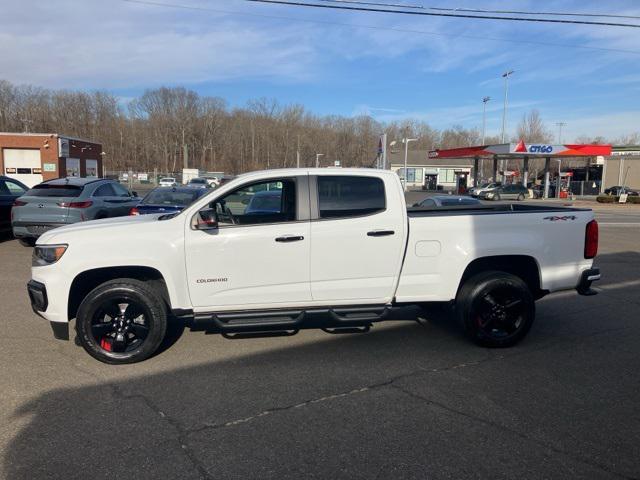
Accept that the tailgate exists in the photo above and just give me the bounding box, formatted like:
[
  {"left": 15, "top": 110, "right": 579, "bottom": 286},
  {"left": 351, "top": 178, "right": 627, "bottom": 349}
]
[{"left": 13, "top": 195, "right": 71, "bottom": 225}]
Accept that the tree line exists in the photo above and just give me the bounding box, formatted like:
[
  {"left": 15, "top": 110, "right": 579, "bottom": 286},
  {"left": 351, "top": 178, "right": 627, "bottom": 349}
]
[{"left": 0, "top": 79, "right": 635, "bottom": 175}]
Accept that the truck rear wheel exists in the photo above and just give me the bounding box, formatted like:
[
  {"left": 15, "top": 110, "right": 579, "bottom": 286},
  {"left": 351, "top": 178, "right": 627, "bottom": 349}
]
[
  {"left": 456, "top": 271, "right": 534, "bottom": 348},
  {"left": 76, "top": 279, "right": 167, "bottom": 364}
]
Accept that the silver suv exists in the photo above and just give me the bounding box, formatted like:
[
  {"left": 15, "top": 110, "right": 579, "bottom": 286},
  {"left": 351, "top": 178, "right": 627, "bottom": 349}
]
[{"left": 12, "top": 177, "right": 139, "bottom": 246}]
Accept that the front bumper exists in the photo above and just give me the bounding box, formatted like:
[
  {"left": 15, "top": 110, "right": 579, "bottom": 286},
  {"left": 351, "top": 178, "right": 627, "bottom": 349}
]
[
  {"left": 576, "top": 267, "right": 601, "bottom": 296},
  {"left": 27, "top": 280, "right": 69, "bottom": 340}
]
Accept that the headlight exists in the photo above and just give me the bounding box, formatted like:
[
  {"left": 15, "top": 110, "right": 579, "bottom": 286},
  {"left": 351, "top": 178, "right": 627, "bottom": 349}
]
[{"left": 32, "top": 245, "right": 68, "bottom": 267}]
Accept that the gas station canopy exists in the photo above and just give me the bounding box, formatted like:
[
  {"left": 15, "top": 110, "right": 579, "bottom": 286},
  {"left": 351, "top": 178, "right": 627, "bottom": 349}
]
[
  {"left": 428, "top": 141, "right": 611, "bottom": 159},
  {"left": 427, "top": 141, "right": 612, "bottom": 199}
]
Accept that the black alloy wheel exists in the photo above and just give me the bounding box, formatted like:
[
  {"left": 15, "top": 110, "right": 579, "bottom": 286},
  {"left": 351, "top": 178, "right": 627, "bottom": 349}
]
[
  {"left": 457, "top": 271, "right": 535, "bottom": 348},
  {"left": 76, "top": 279, "right": 167, "bottom": 364}
]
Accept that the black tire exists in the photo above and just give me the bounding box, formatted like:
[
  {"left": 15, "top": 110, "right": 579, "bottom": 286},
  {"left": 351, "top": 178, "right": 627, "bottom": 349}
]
[
  {"left": 517, "top": 193, "right": 525, "bottom": 201},
  {"left": 76, "top": 278, "right": 167, "bottom": 364},
  {"left": 493, "top": 193, "right": 501, "bottom": 201},
  {"left": 456, "top": 271, "right": 534, "bottom": 348}
]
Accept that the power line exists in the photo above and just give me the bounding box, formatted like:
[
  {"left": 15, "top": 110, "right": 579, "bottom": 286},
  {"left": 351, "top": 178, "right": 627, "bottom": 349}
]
[
  {"left": 315, "top": 0, "right": 640, "bottom": 20},
  {"left": 121, "top": 0, "right": 640, "bottom": 55},
  {"left": 244, "top": 0, "right": 640, "bottom": 28}
]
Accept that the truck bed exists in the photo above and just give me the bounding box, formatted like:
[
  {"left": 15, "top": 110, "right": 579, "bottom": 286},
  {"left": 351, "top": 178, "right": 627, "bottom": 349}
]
[{"left": 396, "top": 204, "right": 595, "bottom": 303}]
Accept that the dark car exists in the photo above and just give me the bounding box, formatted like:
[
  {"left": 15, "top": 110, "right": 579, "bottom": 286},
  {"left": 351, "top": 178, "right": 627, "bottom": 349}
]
[
  {"left": 12, "top": 177, "right": 139, "bottom": 244},
  {"left": 412, "top": 195, "right": 482, "bottom": 208},
  {"left": 479, "top": 183, "right": 529, "bottom": 201},
  {"left": 130, "top": 186, "right": 210, "bottom": 215},
  {"left": 0, "top": 176, "right": 29, "bottom": 235},
  {"left": 244, "top": 190, "right": 283, "bottom": 214},
  {"left": 187, "top": 177, "right": 211, "bottom": 188},
  {"left": 604, "top": 186, "right": 639, "bottom": 196}
]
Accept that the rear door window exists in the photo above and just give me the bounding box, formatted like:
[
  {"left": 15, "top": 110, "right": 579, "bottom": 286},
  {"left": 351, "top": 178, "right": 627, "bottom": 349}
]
[
  {"left": 93, "top": 183, "right": 117, "bottom": 197},
  {"left": 25, "top": 185, "right": 83, "bottom": 197},
  {"left": 317, "top": 176, "right": 385, "bottom": 219},
  {"left": 112, "top": 183, "right": 132, "bottom": 197},
  {"left": 4, "top": 180, "right": 27, "bottom": 195}
]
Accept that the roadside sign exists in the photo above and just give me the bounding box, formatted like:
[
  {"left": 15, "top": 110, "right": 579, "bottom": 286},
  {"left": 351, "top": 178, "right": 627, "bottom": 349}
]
[{"left": 619, "top": 194, "right": 628, "bottom": 203}]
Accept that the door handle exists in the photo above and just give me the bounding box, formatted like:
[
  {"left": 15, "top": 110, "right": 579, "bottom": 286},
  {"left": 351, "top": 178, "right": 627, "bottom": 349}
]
[
  {"left": 275, "top": 235, "right": 304, "bottom": 243},
  {"left": 367, "top": 230, "right": 395, "bottom": 237}
]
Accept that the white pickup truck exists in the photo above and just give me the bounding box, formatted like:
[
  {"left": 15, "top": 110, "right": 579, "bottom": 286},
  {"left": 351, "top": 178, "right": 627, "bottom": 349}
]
[{"left": 27, "top": 168, "right": 600, "bottom": 364}]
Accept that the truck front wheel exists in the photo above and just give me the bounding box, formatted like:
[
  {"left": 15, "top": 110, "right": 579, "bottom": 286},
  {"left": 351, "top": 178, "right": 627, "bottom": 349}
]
[
  {"left": 456, "top": 271, "right": 534, "bottom": 348},
  {"left": 76, "top": 279, "right": 167, "bottom": 364}
]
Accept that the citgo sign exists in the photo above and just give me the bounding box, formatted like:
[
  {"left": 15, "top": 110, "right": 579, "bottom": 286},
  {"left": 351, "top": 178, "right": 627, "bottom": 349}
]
[{"left": 528, "top": 145, "right": 554, "bottom": 154}]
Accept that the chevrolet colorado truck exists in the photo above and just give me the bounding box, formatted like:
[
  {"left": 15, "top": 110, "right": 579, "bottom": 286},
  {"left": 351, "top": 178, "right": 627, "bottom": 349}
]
[{"left": 27, "top": 169, "right": 600, "bottom": 364}]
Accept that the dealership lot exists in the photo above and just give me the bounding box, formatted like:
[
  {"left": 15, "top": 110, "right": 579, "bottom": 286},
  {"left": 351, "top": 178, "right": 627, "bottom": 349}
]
[{"left": 1, "top": 206, "right": 639, "bottom": 479}]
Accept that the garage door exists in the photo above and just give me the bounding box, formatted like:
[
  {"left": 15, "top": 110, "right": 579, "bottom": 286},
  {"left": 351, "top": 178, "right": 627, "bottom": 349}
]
[{"left": 3, "top": 149, "right": 43, "bottom": 188}]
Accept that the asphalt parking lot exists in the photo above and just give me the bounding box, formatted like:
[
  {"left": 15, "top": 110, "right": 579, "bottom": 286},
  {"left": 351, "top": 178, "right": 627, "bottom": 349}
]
[{"left": 1, "top": 205, "right": 640, "bottom": 479}]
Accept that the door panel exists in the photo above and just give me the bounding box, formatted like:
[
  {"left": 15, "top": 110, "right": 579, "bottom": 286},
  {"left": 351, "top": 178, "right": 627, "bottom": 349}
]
[
  {"left": 310, "top": 174, "right": 406, "bottom": 303},
  {"left": 185, "top": 175, "right": 311, "bottom": 310},
  {"left": 186, "top": 222, "right": 311, "bottom": 308}
]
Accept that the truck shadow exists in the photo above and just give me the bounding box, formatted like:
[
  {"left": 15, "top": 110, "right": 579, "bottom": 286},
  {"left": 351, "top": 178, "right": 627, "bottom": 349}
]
[{"left": 3, "top": 250, "right": 640, "bottom": 479}]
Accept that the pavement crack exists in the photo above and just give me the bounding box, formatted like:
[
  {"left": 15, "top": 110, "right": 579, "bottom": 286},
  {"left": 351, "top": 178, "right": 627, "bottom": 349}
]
[
  {"left": 109, "top": 385, "right": 214, "bottom": 480},
  {"left": 390, "top": 383, "right": 636, "bottom": 480}
]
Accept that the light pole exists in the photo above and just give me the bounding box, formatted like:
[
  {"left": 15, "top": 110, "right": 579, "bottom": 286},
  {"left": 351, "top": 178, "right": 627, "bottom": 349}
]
[
  {"left": 315, "top": 153, "right": 324, "bottom": 168},
  {"left": 500, "top": 70, "right": 514, "bottom": 182},
  {"left": 402, "top": 138, "right": 418, "bottom": 192},
  {"left": 482, "top": 96, "right": 491, "bottom": 145},
  {"left": 501, "top": 70, "right": 514, "bottom": 143},
  {"left": 555, "top": 122, "right": 567, "bottom": 144}
]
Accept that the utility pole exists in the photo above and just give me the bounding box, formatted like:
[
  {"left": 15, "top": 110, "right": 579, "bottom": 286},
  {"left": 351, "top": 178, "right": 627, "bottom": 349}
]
[
  {"left": 555, "top": 122, "right": 567, "bottom": 144},
  {"left": 315, "top": 153, "right": 324, "bottom": 168},
  {"left": 296, "top": 134, "right": 300, "bottom": 168},
  {"left": 482, "top": 97, "right": 491, "bottom": 145}
]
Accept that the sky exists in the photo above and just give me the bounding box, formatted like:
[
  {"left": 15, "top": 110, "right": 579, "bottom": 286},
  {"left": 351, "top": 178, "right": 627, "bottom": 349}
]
[{"left": 2, "top": 0, "right": 640, "bottom": 142}]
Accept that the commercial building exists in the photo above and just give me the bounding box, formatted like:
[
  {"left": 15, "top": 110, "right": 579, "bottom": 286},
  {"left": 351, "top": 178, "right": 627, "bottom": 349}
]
[
  {"left": 0, "top": 133, "right": 103, "bottom": 187},
  {"left": 604, "top": 146, "right": 640, "bottom": 190},
  {"left": 388, "top": 149, "right": 473, "bottom": 191}
]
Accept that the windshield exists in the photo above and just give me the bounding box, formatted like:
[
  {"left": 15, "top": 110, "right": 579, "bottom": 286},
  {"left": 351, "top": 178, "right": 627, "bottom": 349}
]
[
  {"left": 25, "top": 185, "right": 83, "bottom": 197},
  {"left": 142, "top": 189, "right": 202, "bottom": 206}
]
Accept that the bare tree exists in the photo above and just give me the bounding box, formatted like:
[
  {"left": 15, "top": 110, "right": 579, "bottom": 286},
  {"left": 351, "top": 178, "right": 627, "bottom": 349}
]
[{"left": 515, "top": 110, "right": 553, "bottom": 143}]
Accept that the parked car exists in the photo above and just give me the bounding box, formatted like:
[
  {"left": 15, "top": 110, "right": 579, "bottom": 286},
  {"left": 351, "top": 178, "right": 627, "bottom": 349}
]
[
  {"left": 130, "top": 186, "right": 210, "bottom": 215},
  {"left": 29, "top": 168, "right": 599, "bottom": 363},
  {"left": 245, "top": 189, "right": 283, "bottom": 214},
  {"left": 412, "top": 195, "right": 482, "bottom": 208},
  {"left": 604, "top": 186, "right": 639, "bottom": 196},
  {"left": 531, "top": 184, "right": 556, "bottom": 199},
  {"left": 0, "top": 176, "right": 29, "bottom": 235},
  {"left": 159, "top": 177, "right": 177, "bottom": 187},
  {"left": 187, "top": 177, "right": 211, "bottom": 188},
  {"left": 479, "top": 183, "right": 529, "bottom": 201},
  {"left": 469, "top": 182, "right": 501, "bottom": 197},
  {"left": 12, "top": 177, "right": 139, "bottom": 245}
]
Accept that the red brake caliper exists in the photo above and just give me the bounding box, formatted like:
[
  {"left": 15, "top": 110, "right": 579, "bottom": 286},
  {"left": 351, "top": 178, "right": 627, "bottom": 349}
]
[{"left": 100, "top": 337, "right": 113, "bottom": 352}]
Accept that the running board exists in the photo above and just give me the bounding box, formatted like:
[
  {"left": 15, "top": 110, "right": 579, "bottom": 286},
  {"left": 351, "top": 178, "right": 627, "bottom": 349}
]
[{"left": 190, "top": 305, "right": 392, "bottom": 334}]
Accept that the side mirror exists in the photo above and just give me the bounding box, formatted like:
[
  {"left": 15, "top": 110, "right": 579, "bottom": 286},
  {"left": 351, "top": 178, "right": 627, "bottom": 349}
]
[{"left": 192, "top": 208, "right": 218, "bottom": 230}]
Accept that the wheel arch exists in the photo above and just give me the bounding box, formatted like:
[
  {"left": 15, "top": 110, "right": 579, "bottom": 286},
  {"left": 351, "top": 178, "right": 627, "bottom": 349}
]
[
  {"left": 68, "top": 266, "right": 171, "bottom": 321},
  {"left": 457, "top": 255, "right": 545, "bottom": 300}
]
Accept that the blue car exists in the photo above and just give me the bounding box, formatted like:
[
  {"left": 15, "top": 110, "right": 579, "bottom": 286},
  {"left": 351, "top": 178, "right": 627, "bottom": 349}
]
[
  {"left": 245, "top": 190, "right": 283, "bottom": 214},
  {"left": 130, "top": 186, "right": 209, "bottom": 215}
]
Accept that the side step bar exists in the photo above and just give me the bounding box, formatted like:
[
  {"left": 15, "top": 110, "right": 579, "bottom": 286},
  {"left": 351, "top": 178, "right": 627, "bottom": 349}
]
[{"left": 189, "top": 305, "right": 397, "bottom": 334}]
